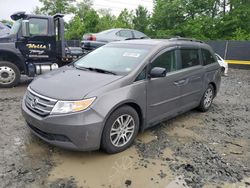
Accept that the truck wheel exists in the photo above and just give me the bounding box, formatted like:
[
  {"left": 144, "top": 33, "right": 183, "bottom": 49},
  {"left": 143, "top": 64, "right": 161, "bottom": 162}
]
[
  {"left": 101, "top": 106, "right": 139, "bottom": 154},
  {"left": 0, "top": 61, "right": 20, "bottom": 88}
]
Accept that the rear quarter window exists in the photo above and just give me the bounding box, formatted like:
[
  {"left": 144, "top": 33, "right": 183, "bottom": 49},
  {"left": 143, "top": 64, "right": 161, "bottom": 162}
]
[
  {"left": 201, "top": 49, "right": 216, "bottom": 65},
  {"left": 117, "top": 30, "right": 133, "bottom": 38},
  {"left": 133, "top": 31, "right": 147, "bottom": 39}
]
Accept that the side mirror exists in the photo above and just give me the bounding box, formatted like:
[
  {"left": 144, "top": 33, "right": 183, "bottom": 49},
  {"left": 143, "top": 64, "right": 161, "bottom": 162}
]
[
  {"left": 149, "top": 67, "right": 167, "bottom": 78},
  {"left": 21, "top": 20, "right": 30, "bottom": 37}
]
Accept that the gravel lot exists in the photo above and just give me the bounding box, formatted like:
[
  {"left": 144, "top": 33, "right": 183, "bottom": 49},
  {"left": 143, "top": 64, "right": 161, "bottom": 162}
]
[{"left": 0, "top": 69, "right": 249, "bottom": 188}]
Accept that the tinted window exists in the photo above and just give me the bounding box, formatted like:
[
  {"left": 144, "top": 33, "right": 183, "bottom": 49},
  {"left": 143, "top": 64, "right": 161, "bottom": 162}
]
[
  {"left": 202, "top": 49, "right": 216, "bottom": 65},
  {"left": 118, "top": 30, "right": 133, "bottom": 38},
  {"left": 29, "top": 18, "right": 48, "bottom": 35},
  {"left": 180, "top": 49, "right": 200, "bottom": 68},
  {"left": 133, "top": 31, "right": 147, "bottom": 39},
  {"left": 152, "top": 50, "right": 177, "bottom": 72}
]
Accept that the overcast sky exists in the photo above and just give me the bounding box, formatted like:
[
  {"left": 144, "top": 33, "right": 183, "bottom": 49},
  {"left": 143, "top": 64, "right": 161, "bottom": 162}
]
[{"left": 0, "top": 0, "right": 153, "bottom": 21}]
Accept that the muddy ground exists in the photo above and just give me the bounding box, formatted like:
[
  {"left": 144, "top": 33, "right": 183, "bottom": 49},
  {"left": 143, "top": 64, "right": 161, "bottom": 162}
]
[{"left": 0, "top": 68, "right": 249, "bottom": 188}]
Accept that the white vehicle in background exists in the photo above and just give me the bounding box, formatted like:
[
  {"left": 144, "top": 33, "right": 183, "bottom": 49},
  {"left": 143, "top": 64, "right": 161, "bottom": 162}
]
[
  {"left": 215, "top": 53, "right": 228, "bottom": 76},
  {"left": 0, "top": 22, "right": 10, "bottom": 36}
]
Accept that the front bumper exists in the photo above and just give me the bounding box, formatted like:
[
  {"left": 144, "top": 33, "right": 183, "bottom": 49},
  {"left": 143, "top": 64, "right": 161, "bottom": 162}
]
[{"left": 22, "top": 98, "right": 105, "bottom": 151}]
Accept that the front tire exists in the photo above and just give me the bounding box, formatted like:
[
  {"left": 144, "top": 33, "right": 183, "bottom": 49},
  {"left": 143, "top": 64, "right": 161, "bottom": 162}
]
[
  {"left": 0, "top": 61, "right": 20, "bottom": 88},
  {"left": 101, "top": 106, "right": 139, "bottom": 154},
  {"left": 198, "top": 84, "right": 215, "bottom": 112}
]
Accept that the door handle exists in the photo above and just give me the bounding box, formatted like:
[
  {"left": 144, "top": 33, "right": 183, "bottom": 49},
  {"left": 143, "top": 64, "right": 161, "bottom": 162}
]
[{"left": 174, "top": 79, "right": 187, "bottom": 86}]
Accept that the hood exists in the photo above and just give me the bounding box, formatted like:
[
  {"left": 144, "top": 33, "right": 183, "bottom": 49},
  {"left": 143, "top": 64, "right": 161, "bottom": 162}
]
[
  {"left": 29, "top": 66, "right": 122, "bottom": 100},
  {"left": 0, "top": 34, "right": 16, "bottom": 43}
]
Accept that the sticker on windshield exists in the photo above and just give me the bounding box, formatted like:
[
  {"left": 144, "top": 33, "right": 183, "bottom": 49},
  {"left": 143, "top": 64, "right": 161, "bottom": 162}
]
[
  {"left": 125, "top": 68, "right": 131, "bottom": 72},
  {"left": 123, "top": 52, "right": 141, "bottom": 58}
]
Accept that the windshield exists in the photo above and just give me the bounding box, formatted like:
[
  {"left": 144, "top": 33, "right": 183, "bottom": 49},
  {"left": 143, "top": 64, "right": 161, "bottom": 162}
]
[
  {"left": 74, "top": 46, "right": 150, "bottom": 75},
  {"left": 9, "top": 19, "right": 22, "bottom": 35}
]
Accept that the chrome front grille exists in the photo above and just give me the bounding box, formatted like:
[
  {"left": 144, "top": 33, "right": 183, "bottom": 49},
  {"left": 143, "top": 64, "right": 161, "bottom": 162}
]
[{"left": 25, "top": 87, "right": 57, "bottom": 116}]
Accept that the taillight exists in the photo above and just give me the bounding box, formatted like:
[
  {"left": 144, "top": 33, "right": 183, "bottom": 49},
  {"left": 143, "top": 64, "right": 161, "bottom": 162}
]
[{"left": 87, "top": 35, "right": 96, "bottom": 41}]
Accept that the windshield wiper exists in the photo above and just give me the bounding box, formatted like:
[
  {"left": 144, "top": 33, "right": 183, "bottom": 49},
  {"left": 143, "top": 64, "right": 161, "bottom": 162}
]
[
  {"left": 74, "top": 65, "right": 89, "bottom": 71},
  {"left": 75, "top": 66, "right": 117, "bottom": 75},
  {"left": 86, "top": 67, "right": 117, "bottom": 75}
]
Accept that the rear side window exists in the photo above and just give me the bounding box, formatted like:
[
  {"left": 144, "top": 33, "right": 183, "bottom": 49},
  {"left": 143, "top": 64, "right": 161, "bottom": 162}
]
[
  {"left": 133, "top": 31, "right": 147, "bottom": 39},
  {"left": 202, "top": 49, "right": 216, "bottom": 65},
  {"left": 152, "top": 50, "right": 177, "bottom": 72},
  {"left": 117, "top": 30, "right": 133, "bottom": 38},
  {"left": 29, "top": 18, "right": 48, "bottom": 35},
  {"left": 180, "top": 49, "right": 200, "bottom": 68}
]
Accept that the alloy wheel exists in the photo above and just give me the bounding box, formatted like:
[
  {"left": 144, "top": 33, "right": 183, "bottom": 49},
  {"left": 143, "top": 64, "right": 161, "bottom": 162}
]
[
  {"left": 204, "top": 88, "right": 213, "bottom": 108},
  {"left": 110, "top": 114, "right": 135, "bottom": 147}
]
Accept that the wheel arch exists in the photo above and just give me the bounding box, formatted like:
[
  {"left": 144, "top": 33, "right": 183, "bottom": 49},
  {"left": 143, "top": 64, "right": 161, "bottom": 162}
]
[
  {"left": 0, "top": 50, "right": 27, "bottom": 74},
  {"left": 220, "top": 66, "right": 225, "bottom": 73},
  {"left": 102, "top": 100, "right": 145, "bottom": 133},
  {"left": 208, "top": 82, "right": 217, "bottom": 96}
]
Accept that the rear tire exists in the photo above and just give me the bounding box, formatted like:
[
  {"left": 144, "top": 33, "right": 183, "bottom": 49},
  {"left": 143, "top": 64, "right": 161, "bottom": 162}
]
[
  {"left": 198, "top": 84, "right": 215, "bottom": 112},
  {"left": 101, "top": 106, "right": 139, "bottom": 154},
  {"left": 0, "top": 61, "right": 20, "bottom": 88}
]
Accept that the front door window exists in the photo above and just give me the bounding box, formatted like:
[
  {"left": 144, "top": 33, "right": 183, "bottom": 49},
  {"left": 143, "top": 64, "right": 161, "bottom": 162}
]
[{"left": 29, "top": 18, "right": 48, "bottom": 35}]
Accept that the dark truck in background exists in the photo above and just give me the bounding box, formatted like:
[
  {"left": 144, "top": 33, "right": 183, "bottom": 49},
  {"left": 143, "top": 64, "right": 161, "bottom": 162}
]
[{"left": 0, "top": 12, "right": 84, "bottom": 88}]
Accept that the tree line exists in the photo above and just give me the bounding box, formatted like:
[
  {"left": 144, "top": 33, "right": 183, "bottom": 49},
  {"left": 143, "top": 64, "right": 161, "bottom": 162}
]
[{"left": 18, "top": 0, "right": 250, "bottom": 40}]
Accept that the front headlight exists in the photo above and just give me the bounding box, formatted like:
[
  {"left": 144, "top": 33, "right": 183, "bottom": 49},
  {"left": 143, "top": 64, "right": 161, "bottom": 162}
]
[{"left": 51, "top": 97, "right": 96, "bottom": 114}]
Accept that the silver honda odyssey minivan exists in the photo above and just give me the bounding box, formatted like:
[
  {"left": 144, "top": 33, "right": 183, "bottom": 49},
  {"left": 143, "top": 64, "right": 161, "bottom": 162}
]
[{"left": 22, "top": 38, "right": 221, "bottom": 153}]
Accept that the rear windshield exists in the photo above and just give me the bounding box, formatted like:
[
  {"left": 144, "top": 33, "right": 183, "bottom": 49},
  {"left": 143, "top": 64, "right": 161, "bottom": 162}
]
[
  {"left": 98, "top": 29, "right": 116, "bottom": 34},
  {"left": 74, "top": 45, "right": 150, "bottom": 75}
]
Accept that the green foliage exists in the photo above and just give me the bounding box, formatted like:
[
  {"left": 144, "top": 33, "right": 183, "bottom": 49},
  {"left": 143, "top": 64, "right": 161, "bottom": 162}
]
[
  {"left": 65, "top": 0, "right": 100, "bottom": 39},
  {"left": 217, "top": 2, "right": 250, "bottom": 39},
  {"left": 0, "top": 20, "right": 13, "bottom": 26},
  {"left": 133, "top": 6, "right": 150, "bottom": 34},
  {"left": 35, "top": 0, "right": 250, "bottom": 40},
  {"left": 232, "top": 28, "right": 250, "bottom": 40},
  {"left": 96, "top": 10, "right": 116, "bottom": 31},
  {"left": 151, "top": 0, "right": 250, "bottom": 40},
  {"left": 115, "top": 9, "right": 134, "bottom": 28},
  {"left": 65, "top": 16, "right": 85, "bottom": 40},
  {"left": 37, "top": 0, "right": 76, "bottom": 15},
  {"left": 152, "top": 0, "right": 185, "bottom": 31}
]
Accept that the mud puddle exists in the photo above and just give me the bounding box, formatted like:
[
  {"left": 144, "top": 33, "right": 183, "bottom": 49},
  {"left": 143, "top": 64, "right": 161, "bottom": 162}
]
[{"left": 47, "top": 141, "right": 176, "bottom": 188}]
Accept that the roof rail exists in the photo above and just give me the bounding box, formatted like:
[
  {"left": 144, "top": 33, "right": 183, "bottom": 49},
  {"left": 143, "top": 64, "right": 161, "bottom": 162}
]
[{"left": 169, "top": 37, "right": 204, "bottom": 43}]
